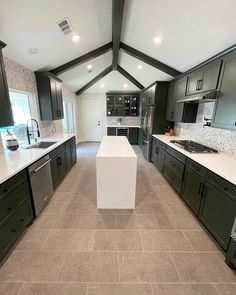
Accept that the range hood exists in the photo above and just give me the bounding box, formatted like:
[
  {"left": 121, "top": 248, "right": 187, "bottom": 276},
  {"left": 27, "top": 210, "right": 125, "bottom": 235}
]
[{"left": 177, "top": 90, "right": 218, "bottom": 103}]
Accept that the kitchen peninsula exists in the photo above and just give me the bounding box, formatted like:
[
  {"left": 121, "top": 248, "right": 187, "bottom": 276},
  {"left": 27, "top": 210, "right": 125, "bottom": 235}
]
[{"left": 96, "top": 136, "right": 137, "bottom": 209}]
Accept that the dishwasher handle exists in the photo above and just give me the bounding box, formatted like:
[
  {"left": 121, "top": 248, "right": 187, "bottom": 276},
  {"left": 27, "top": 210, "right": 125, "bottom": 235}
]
[{"left": 33, "top": 159, "right": 51, "bottom": 173}]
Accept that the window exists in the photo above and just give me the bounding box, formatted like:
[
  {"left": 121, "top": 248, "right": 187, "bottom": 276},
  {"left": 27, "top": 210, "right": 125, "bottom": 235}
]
[
  {"left": 62, "top": 101, "right": 75, "bottom": 133},
  {"left": 0, "top": 90, "right": 32, "bottom": 146}
]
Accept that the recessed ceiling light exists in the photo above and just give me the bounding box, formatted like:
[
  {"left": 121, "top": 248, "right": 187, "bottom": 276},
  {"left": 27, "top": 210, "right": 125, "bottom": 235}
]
[
  {"left": 123, "top": 83, "right": 128, "bottom": 89},
  {"left": 100, "top": 83, "right": 105, "bottom": 88},
  {"left": 87, "top": 64, "right": 92, "bottom": 70},
  {"left": 27, "top": 48, "right": 39, "bottom": 55},
  {"left": 72, "top": 34, "right": 80, "bottom": 42},
  {"left": 137, "top": 65, "right": 142, "bottom": 70},
  {"left": 153, "top": 36, "right": 162, "bottom": 44}
]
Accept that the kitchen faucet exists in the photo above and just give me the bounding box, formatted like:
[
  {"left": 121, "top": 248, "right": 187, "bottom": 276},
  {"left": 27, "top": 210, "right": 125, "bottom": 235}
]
[{"left": 26, "top": 119, "right": 40, "bottom": 145}]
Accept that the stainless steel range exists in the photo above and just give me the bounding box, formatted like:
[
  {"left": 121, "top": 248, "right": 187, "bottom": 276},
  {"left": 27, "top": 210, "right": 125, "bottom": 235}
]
[{"left": 170, "top": 140, "right": 218, "bottom": 154}]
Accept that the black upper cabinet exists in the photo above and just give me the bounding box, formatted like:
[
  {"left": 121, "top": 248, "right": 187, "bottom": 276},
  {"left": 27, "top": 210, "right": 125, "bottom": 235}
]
[
  {"left": 0, "top": 41, "right": 14, "bottom": 127},
  {"left": 212, "top": 52, "right": 236, "bottom": 130},
  {"left": 166, "top": 82, "right": 175, "bottom": 121},
  {"left": 106, "top": 93, "right": 139, "bottom": 116},
  {"left": 186, "top": 59, "right": 222, "bottom": 95},
  {"left": 35, "top": 72, "right": 64, "bottom": 121}
]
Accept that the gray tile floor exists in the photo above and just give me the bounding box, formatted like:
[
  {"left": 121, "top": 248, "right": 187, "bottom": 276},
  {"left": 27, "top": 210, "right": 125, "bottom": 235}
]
[{"left": 0, "top": 142, "right": 235, "bottom": 294}]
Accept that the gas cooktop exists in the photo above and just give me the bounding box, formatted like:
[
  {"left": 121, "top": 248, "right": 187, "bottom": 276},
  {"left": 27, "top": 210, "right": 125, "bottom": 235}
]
[{"left": 170, "top": 140, "right": 218, "bottom": 154}]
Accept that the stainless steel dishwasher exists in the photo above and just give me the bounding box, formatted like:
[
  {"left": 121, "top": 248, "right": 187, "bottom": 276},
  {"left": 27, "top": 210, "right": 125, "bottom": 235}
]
[{"left": 28, "top": 155, "right": 53, "bottom": 216}]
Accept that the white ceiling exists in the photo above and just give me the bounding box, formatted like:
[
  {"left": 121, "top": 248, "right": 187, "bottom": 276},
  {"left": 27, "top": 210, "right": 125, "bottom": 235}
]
[
  {"left": 122, "top": 0, "right": 236, "bottom": 72},
  {"left": 59, "top": 51, "right": 112, "bottom": 92},
  {"left": 0, "top": 0, "right": 111, "bottom": 71},
  {"left": 84, "top": 71, "right": 139, "bottom": 94},
  {"left": 1, "top": 0, "right": 236, "bottom": 94}
]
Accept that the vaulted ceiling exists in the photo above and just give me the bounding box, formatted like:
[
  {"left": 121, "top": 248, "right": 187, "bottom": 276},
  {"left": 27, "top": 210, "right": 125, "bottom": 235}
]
[{"left": 1, "top": 0, "right": 236, "bottom": 94}]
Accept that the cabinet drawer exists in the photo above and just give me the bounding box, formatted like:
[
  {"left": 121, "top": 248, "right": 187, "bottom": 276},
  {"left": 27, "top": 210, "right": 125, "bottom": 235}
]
[
  {"left": 166, "top": 145, "right": 186, "bottom": 164},
  {"left": 0, "top": 200, "right": 33, "bottom": 260},
  {"left": 164, "top": 152, "right": 185, "bottom": 177},
  {"left": 187, "top": 159, "right": 207, "bottom": 177},
  {"left": 206, "top": 172, "right": 236, "bottom": 201},
  {"left": 155, "top": 138, "right": 166, "bottom": 149},
  {"left": 0, "top": 181, "right": 30, "bottom": 226},
  {"left": 163, "top": 164, "right": 182, "bottom": 194},
  {"left": 49, "top": 144, "right": 64, "bottom": 159},
  {"left": 0, "top": 170, "right": 26, "bottom": 198}
]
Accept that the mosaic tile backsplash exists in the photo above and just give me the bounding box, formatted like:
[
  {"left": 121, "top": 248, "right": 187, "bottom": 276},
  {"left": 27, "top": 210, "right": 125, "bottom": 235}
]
[
  {"left": 107, "top": 116, "right": 140, "bottom": 126},
  {"left": 175, "top": 102, "right": 236, "bottom": 156}
]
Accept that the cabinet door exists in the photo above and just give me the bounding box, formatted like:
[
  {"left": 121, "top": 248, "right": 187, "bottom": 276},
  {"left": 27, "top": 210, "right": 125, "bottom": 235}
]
[
  {"left": 115, "top": 96, "right": 124, "bottom": 116},
  {"left": 58, "top": 150, "right": 66, "bottom": 179},
  {"left": 212, "top": 53, "right": 236, "bottom": 130},
  {"left": 182, "top": 168, "right": 205, "bottom": 215},
  {"left": 166, "top": 83, "right": 175, "bottom": 121},
  {"left": 156, "top": 147, "right": 165, "bottom": 173},
  {"left": 173, "top": 77, "right": 188, "bottom": 122},
  {"left": 201, "top": 60, "right": 222, "bottom": 92},
  {"left": 50, "top": 79, "right": 58, "bottom": 119},
  {"left": 65, "top": 141, "right": 72, "bottom": 172},
  {"left": 50, "top": 157, "right": 60, "bottom": 189},
  {"left": 107, "top": 127, "right": 116, "bottom": 136},
  {"left": 151, "top": 138, "right": 158, "bottom": 164},
  {"left": 55, "top": 82, "right": 63, "bottom": 119},
  {"left": 0, "top": 52, "right": 13, "bottom": 127},
  {"left": 199, "top": 183, "right": 236, "bottom": 251},
  {"left": 71, "top": 138, "right": 77, "bottom": 165},
  {"left": 186, "top": 70, "right": 203, "bottom": 95},
  {"left": 128, "top": 128, "right": 138, "bottom": 144}
]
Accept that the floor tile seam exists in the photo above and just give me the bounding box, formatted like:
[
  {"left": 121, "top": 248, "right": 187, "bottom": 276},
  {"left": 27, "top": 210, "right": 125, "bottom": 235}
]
[
  {"left": 16, "top": 282, "right": 25, "bottom": 295},
  {"left": 56, "top": 251, "right": 67, "bottom": 282},
  {"left": 38, "top": 229, "right": 51, "bottom": 252},
  {"left": 1, "top": 280, "right": 236, "bottom": 284},
  {"left": 181, "top": 231, "right": 195, "bottom": 251},
  {"left": 168, "top": 252, "right": 183, "bottom": 282},
  {"left": 213, "top": 283, "right": 223, "bottom": 295},
  {"left": 90, "top": 230, "right": 96, "bottom": 251}
]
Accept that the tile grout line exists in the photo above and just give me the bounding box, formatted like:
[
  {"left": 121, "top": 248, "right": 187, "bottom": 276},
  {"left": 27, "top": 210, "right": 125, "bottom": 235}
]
[
  {"left": 16, "top": 282, "right": 25, "bottom": 295},
  {"left": 213, "top": 283, "right": 222, "bottom": 295},
  {"left": 169, "top": 252, "right": 183, "bottom": 282},
  {"left": 55, "top": 251, "right": 67, "bottom": 282},
  {"left": 182, "top": 230, "right": 195, "bottom": 252}
]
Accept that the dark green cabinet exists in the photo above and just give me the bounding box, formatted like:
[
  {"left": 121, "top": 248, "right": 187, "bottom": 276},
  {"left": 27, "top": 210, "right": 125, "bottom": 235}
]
[
  {"left": 199, "top": 181, "right": 236, "bottom": 251},
  {"left": 65, "top": 136, "right": 77, "bottom": 171},
  {"left": 35, "top": 72, "right": 64, "bottom": 121},
  {"left": 151, "top": 137, "right": 165, "bottom": 172},
  {"left": 49, "top": 146, "right": 66, "bottom": 189},
  {"left": 186, "top": 59, "right": 222, "bottom": 95},
  {"left": 0, "top": 41, "right": 14, "bottom": 127},
  {"left": 128, "top": 128, "right": 139, "bottom": 144},
  {"left": 182, "top": 160, "right": 207, "bottom": 215},
  {"left": 212, "top": 52, "right": 236, "bottom": 130},
  {"left": 166, "top": 82, "right": 175, "bottom": 121},
  {"left": 107, "top": 127, "right": 139, "bottom": 144},
  {"left": 0, "top": 170, "right": 33, "bottom": 262},
  {"left": 106, "top": 93, "right": 139, "bottom": 116}
]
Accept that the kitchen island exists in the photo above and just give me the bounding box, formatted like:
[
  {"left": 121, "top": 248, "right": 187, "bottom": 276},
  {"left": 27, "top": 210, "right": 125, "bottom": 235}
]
[{"left": 96, "top": 136, "right": 137, "bottom": 209}]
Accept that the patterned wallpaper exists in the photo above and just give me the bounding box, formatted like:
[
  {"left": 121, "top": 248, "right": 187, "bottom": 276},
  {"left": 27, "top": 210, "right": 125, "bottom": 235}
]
[
  {"left": 175, "top": 102, "right": 236, "bottom": 156},
  {"left": 0, "top": 57, "right": 63, "bottom": 151}
]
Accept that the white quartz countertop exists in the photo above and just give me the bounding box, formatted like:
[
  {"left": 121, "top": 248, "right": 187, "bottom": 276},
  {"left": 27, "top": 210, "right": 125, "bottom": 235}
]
[
  {"left": 153, "top": 134, "right": 236, "bottom": 185},
  {"left": 97, "top": 136, "right": 137, "bottom": 158},
  {"left": 107, "top": 125, "right": 140, "bottom": 128},
  {"left": 0, "top": 133, "right": 75, "bottom": 184}
]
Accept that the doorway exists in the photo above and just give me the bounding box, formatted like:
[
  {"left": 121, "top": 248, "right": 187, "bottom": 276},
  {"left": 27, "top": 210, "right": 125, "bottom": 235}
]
[
  {"left": 63, "top": 101, "right": 75, "bottom": 133},
  {"left": 82, "top": 99, "right": 103, "bottom": 141}
]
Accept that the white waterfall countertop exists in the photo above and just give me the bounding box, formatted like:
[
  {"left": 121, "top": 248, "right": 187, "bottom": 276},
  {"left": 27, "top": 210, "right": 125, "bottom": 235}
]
[
  {"left": 153, "top": 134, "right": 236, "bottom": 185},
  {"left": 0, "top": 133, "right": 75, "bottom": 184}
]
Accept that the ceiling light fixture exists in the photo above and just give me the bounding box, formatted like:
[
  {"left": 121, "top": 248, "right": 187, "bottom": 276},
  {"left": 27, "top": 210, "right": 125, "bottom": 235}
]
[
  {"left": 100, "top": 83, "right": 105, "bottom": 88},
  {"left": 87, "top": 64, "right": 92, "bottom": 70},
  {"left": 137, "top": 65, "right": 142, "bottom": 70},
  {"left": 123, "top": 83, "right": 128, "bottom": 89},
  {"left": 153, "top": 36, "right": 162, "bottom": 44},
  {"left": 72, "top": 34, "right": 80, "bottom": 42}
]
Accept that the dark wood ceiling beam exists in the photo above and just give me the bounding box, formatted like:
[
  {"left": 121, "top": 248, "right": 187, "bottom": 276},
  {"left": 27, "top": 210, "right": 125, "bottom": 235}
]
[
  {"left": 50, "top": 42, "right": 113, "bottom": 76},
  {"left": 120, "top": 42, "right": 181, "bottom": 77},
  {"left": 75, "top": 65, "right": 113, "bottom": 95},
  {"left": 117, "top": 65, "right": 144, "bottom": 90},
  {"left": 112, "top": 0, "right": 125, "bottom": 70}
]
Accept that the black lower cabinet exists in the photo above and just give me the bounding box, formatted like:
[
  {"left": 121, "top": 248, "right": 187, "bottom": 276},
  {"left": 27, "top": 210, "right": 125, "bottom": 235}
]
[
  {"left": 50, "top": 137, "right": 77, "bottom": 190},
  {"left": 199, "top": 182, "right": 236, "bottom": 251},
  {"left": 182, "top": 160, "right": 207, "bottom": 215},
  {"left": 0, "top": 170, "right": 33, "bottom": 262},
  {"left": 151, "top": 138, "right": 165, "bottom": 172},
  {"left": 107, "top": 127, "right": 139, "bottom": 144}
]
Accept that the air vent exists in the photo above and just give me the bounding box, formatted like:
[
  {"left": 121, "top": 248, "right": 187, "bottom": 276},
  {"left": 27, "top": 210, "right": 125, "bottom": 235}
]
[{"left": 57, "top": 17, "right": 72, "bottom": 35}]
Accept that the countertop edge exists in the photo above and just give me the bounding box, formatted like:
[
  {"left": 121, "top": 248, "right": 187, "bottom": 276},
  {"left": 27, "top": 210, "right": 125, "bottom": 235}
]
[{"left": 152, "top": 134, "right": 236, "bottom": 186}]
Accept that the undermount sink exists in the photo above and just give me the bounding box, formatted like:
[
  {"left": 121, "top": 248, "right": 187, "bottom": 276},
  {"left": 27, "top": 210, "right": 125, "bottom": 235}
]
[{"left": 26, "top": 141, "right": 57, "bottom": 149}]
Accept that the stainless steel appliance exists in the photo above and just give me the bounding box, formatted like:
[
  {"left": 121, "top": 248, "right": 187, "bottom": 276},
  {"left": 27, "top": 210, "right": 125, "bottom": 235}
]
[
  {"left": 28, "top": 155, "right": 53, "bottom": 216},
  {"left": 226, "top": 217, "right": 236, "bottom": 270},
  {"left": 170, "top": 140, "right": 218, "bottom": 153}
]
